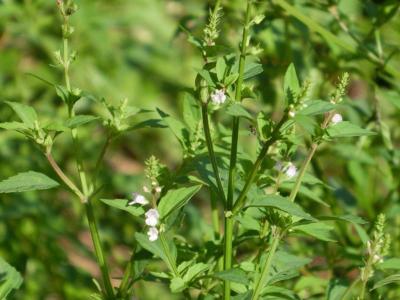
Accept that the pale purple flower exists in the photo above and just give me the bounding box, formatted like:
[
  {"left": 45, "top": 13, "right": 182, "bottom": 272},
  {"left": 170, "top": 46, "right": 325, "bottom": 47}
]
[
  {"left": 145, "top": 208, "right": 159, "bottom": 226},
  {"left": 331, "top": 113, "right": 343, "bottom": 125},
  {"left": 285, "top": 163, "right": 297, "bottom": 178},
  {"left": 211, "top": 89, "right": 227, "bottom": 105},
  {"left": 147, "top": 227, "right": 159, "bottom": 242},
  {"left": 129, "top": 193, "right": 148, "bottom": 206}
]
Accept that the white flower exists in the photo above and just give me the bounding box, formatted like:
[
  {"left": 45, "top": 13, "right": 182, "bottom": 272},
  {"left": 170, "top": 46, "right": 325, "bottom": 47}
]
[
  {"left": 331, "top": 113, "right": 343, "bottom": 125},
  {"left": 285, "top": 163, "right": 297, "bottom": 178},
  {"left": 288, "top": 110, "right": 296, "bottom": 118},
  {"left": 155, "top": 186, "right": 162, "bottom": 193},
  {"left": 143, "top": 186, "right": 150, "bottom": 193},
  {"left": 129, "top": 193, "right": 148, "bottom": 206},
  {"left": 147, "top": 227, "right": 159, "bottom": 242},
  {"left": 210, "top": 89, "right": 227, "bottom": 105},
  {"left": 145, "top": 208, "right": 160, "bottom": 226}
]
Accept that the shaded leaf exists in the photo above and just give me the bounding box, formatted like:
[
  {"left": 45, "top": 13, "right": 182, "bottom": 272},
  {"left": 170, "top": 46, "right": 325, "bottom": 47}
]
[
  {"left": 213, "top": 268, "right": 249, "bottom": 285},
  {"left": 371, "top": 274, "right": 400, "bottom": 290},
  {"left": 0, "top": 171, "right": 59, "bottom": 193}
]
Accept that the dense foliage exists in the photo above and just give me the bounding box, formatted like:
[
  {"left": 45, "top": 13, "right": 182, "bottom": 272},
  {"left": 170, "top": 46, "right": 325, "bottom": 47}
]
[{"left": 1, "top": 0, "right": 400, "bottom": 299}]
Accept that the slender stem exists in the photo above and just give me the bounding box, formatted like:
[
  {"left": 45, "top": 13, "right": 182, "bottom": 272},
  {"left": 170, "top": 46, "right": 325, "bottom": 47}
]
[
  {"left": 232, "top": 115, "right": 287, "bottom": 214},
  {"left": 201, "top": 104, "right": 226, "bottom": 202},
  {"left": 288, "top": 143, "right": 317, "bottom": 202},
  {"left": 117, "top": 248, "right": 136, "bottom": 298},
  {"left": 251, "top": 230, "right": 281, "bottom": 300},
  {"left": 63, "top": 38, "right": 71, "bottom": 91},
  {"left": 223, "top": 3, "right": 252, "bottom": 298},
  {"left": 160, "top": 233, "right": 179, "bottom": 276},
  {"left": 45, "top": 151, "right": 85, "bottom": 201},
  {"left": 211, "top": 192, "right": 221, "bottom": 240},
  {"left": 85, "top": 200, "right": 115, "bottom": 299},
  {"left": 93, "top": 133, "right": 112, "bottom": 187}
]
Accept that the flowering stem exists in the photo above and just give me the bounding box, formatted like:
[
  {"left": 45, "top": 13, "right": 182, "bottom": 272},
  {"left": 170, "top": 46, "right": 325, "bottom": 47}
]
[{"left": 223, "top": 2, "right": 252, "bottom": 298}]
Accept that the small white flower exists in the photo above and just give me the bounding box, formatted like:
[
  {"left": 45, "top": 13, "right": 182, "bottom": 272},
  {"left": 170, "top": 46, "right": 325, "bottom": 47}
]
[
  {"left": 373, "top": 254, "right": 383, "bottom": 264},
  {"left": 288, "top": 110, "right": 296, "bottom": 118},
  {"left": 129, "top": 193, "right": 148, "bottom": 206},
  {"left": 285, "top": 163, "right": 297, "bottom": 178},
  {"left": 143, "top": 186, "right": 150, "bottom": 193},
  {"left": 210, "top": 89, "right": 227, "bottom": 105},
  {"left": 147, "top": 227, "right": 159, "bottom": 242},
  {"left": 367, "top": 240, "right": 372, "bottom": 255},
  {"left": 331, "top": 113, "right": 343, "bottom": 125},
  {"left": 145, "top": 208, "right": 160, "bottom": 226},
  {"left": 155, "top": 186, "right": 162, "bottom": 193}
]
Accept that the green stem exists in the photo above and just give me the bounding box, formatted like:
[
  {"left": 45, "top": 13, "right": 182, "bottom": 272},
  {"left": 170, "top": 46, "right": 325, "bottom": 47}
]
[
  {"left": 93, "top": 133, "right": 112, "bottom": 188},
  {"left": 160, "top": 233, "right": 179, "bottom": 276},
  {"left": 85, "top": 200, "right": 115, "bottom": 299},
  {"left": 201, "top": 104, "right": 226, "bottom": 203},
  {"left": 117, "top": 246, "right": 136, "bottom": 298},
  {"left": 251, "top": 230, "right": 281, "bottom": 300},
  {"left": 232, "top": 115, "right": 287, "bottom": 214},
  {"left": 63, "top": 38, "right": 71, "bottom": 91},
  {"left": 211, "top": 193, "right": 221, "bottom": 240},
  {"left": 223, "top": 3, "right": 252, "bottom": 298}
]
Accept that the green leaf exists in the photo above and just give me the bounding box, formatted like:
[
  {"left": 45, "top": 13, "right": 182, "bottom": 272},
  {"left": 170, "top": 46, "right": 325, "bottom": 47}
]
[
  {"left": 99, "top": 199, "right": 145, "bottom": 217},
  {"left": 318, "top": 214, "right": 367, "bottom": 225},
  {"left": 292, "top": 222, "right": 336, "bottom": 242},
  {"left": 284, "top": 63, "right": 300, "bottom": 102},
  {"left": 371, "top": 274, "right": 400, "bottom": 290},
  {"left": 196, "top": 69, "right": 216, "bottom": 87},
  {"left": 213, "top": 268, "right": 249, "bottom": 285},
  {"left": 170, "top": 277, "right": 186, "bottom": 293},
  {"left": 247, "top": 194, "right": 317, "bottom": 221},
  {"left": 299, "top": 100, "right": 335, "bottom": 116},
  {"left": 327, "top": 121, "right": 375, "bottom": 138},
  {"left": 216, "top": 57, "right": 226, "bottom": 81},
  {"left": 326, "top": 279, "right": 347, "bottom": 300},
  {"left": 225, "top": 103, "right": 253, "bottom": 120},
  {"left": 5, "top": 101, "right": 38, "bottom": 128},
  {"left": 135, "top": 233, "right": 171, "bottom": 268},
  {"left": 0, "top": 122, "right": 29, "bottom": 131},
  {"left": 180, "top": 93, "right": 200, "bottom": 133},
  {"left": 0, "top": 257, "right": 23, "bottom": 299},
  {"left": 377, "top": 258, "right": 400, "bottom": 270},
  {"left": 224, "top": 73, "right": 239, "bottom": 86},
  {"left": 183, "top": 263, "right": 208, "bottom": 283},
  {"left": 354, "top": 223, "right": 369, "bottom": 244},
  {"left": 243, "top": 62, "right": 263, "bottom": 80},
  {"left": 65, "top": 115, "right": 99, "bottom": 129},
  {"left": 157, "top": 108, "right": 190, "bottom": 149},
  {"left": 0, "top": 171, "right": 59, "bottom": 193},
  {"left": 158, "top": 185, "right": 202, "bottom": 219}
]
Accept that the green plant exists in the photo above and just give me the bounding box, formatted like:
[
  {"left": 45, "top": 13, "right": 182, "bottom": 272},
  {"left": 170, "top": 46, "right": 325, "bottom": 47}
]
[{"left": 1, "top": 0, "right": 400, "bottom": 299}]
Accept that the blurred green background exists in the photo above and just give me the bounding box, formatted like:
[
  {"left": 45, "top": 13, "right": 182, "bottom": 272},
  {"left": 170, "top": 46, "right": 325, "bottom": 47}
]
[{"left": 1, "top": 0, "right": 400, "bottom": 299}]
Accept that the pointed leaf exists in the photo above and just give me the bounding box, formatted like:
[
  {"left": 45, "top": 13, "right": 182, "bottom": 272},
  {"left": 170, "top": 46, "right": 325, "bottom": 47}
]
[
  {"left": 0, "top": 257, "right": 23, "bottom": 299},
  {"left": 0, "top": 171, "right": 59, "bottom": 193},
  {"left": 65, "top": 115, "right": 99, "bottom": 129},
  {"left": 6, "top": 101, "right": 37, "bottom": 128},
  {"left": 213, "top": 268, "right": 249, "bottom": 285},
  {"left": 371, "top": 274, "right": 400, "bottom": 290},
  {"left": 327, "top": 121, "right": 375, "bottom": 138},
  {"left": 158, "top": 185, "right": 202, "bottom": 219},
  {"left": 292, "top": 222, "right": 336, "bottom": 242},
  {"left": 99, "top": 199, "right": 145, "bottom": 217}
]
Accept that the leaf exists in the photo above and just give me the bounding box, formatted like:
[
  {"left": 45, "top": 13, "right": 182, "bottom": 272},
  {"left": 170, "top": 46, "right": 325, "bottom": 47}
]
[
  {"left": 216, "top": 57, "right": 226, "bottom": 81},
  {"left": 183, "top": 263, "right": 208, "bottom": 283},
  {"left": 65, "top": 115, "right": 99, "bottom": 128},
  {"left": 247, "top": 194, "right": 317, "bottom": 221},
  {"left": 158, "top": 185, "right": 202, "bottom": 219},
  {"left": 196, "top": 69, "right": 216, "bottom": 87},
  {"left": 326, "top": 279, "right": 347, "bottom": 300},
  {"left": 292, "top": 222, "right": 336, "bottom": 242},
  {"left": 284, "top": 63, "right": 300, "bottom": 103},
  {"left": 327, "top": 121, "right": 375, "bottom": 138},
  {"left": 225, "top": 103, "right": 253, "bottom": 120},
  {"left": 0, "top": 171, "right": 59, "bottom": 193},
  {"left": 99, "top": 199, "right": 145, "bottom": 217},
  {"left": 243, "top": 62, "right": 263, "bottom": 80},
  {"left": 0, "top": 122, "right": 29, "bottom": 131},
  {"left": 224, "top": 73, "right": 239, "bottom": 86},
  {"left": 298, "top": 100, "right": 335, "bottom": 116},
  {"left": 5, "top": 101, "right": 38, "bottom": 128},
  {"left": 135, "top": 233, "right": 171, "bottom": 268},
  {"left": 0, "top": 257, "right": 23, "bottom": 299},
  {"left": 318, "top": 214, "right": 367, "bottom": 225},
  {"left": 232, "top": 291, "right": 252, "bottom": 300},
  {"left": 354, "top": 223, "right": 369, "bottom": 244},
  {"left": 157, "top": 108, "right": 190, "bottom": 149},
  {"left": 377, "top": 258, "right": 400, "bottom": 270},
  {"left": 170, "top": 277, "right": 186, "bottom": 293},
  {"left": 213, "top": 268, "right": 249, "bottom": 285},
  {"left": 371, "top": 274, "right": 400, "bottom": 290},
  {"left": 180, "top": 93, "right": 200, "bottom": 133}
]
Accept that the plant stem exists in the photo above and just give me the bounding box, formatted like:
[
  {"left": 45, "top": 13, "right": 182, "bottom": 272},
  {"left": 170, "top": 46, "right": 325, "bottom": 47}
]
[
  {"left": 201, "top": 104, "right": 226, "bottom": 203},
  {"left": 45, "top": 151, "right": 85, "bottom": 200},
  {"left": 251, "top": 229, "right": 281, "bottom": 300},
  {"left": 93, "top": 133, "right": 112, "bottom": 187},
  {"left": 211, "top": 193, "right": 221, "bottom": 240},
  {"left": 223, "top": 3, "right": 252, "bottom": 298},
  {"left": 232, "top": 115, "right": 287, "bottom": 214},
  {"left": 85, "top": 200, "right": 115, "bottom": 299},
  {"left": 342, "top": 277, "right": 360, "bottom": 300},
  {"left": 117, "top": 248, "right": 136, "bottom": 298}
]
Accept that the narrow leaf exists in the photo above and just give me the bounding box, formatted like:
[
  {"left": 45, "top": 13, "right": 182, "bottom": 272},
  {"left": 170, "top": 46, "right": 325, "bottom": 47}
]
[
  {"left": 327, "top": 121, "right": 375, "bottom": 138},
  {"left": 65, "top": 115, "right": 99, "bottom": 128},
  {"left": 99, "top": 199, "right": 145, "bottom": 217},
  {"left": 371, "top": 274, "right": 400, "bottom": 290}
]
